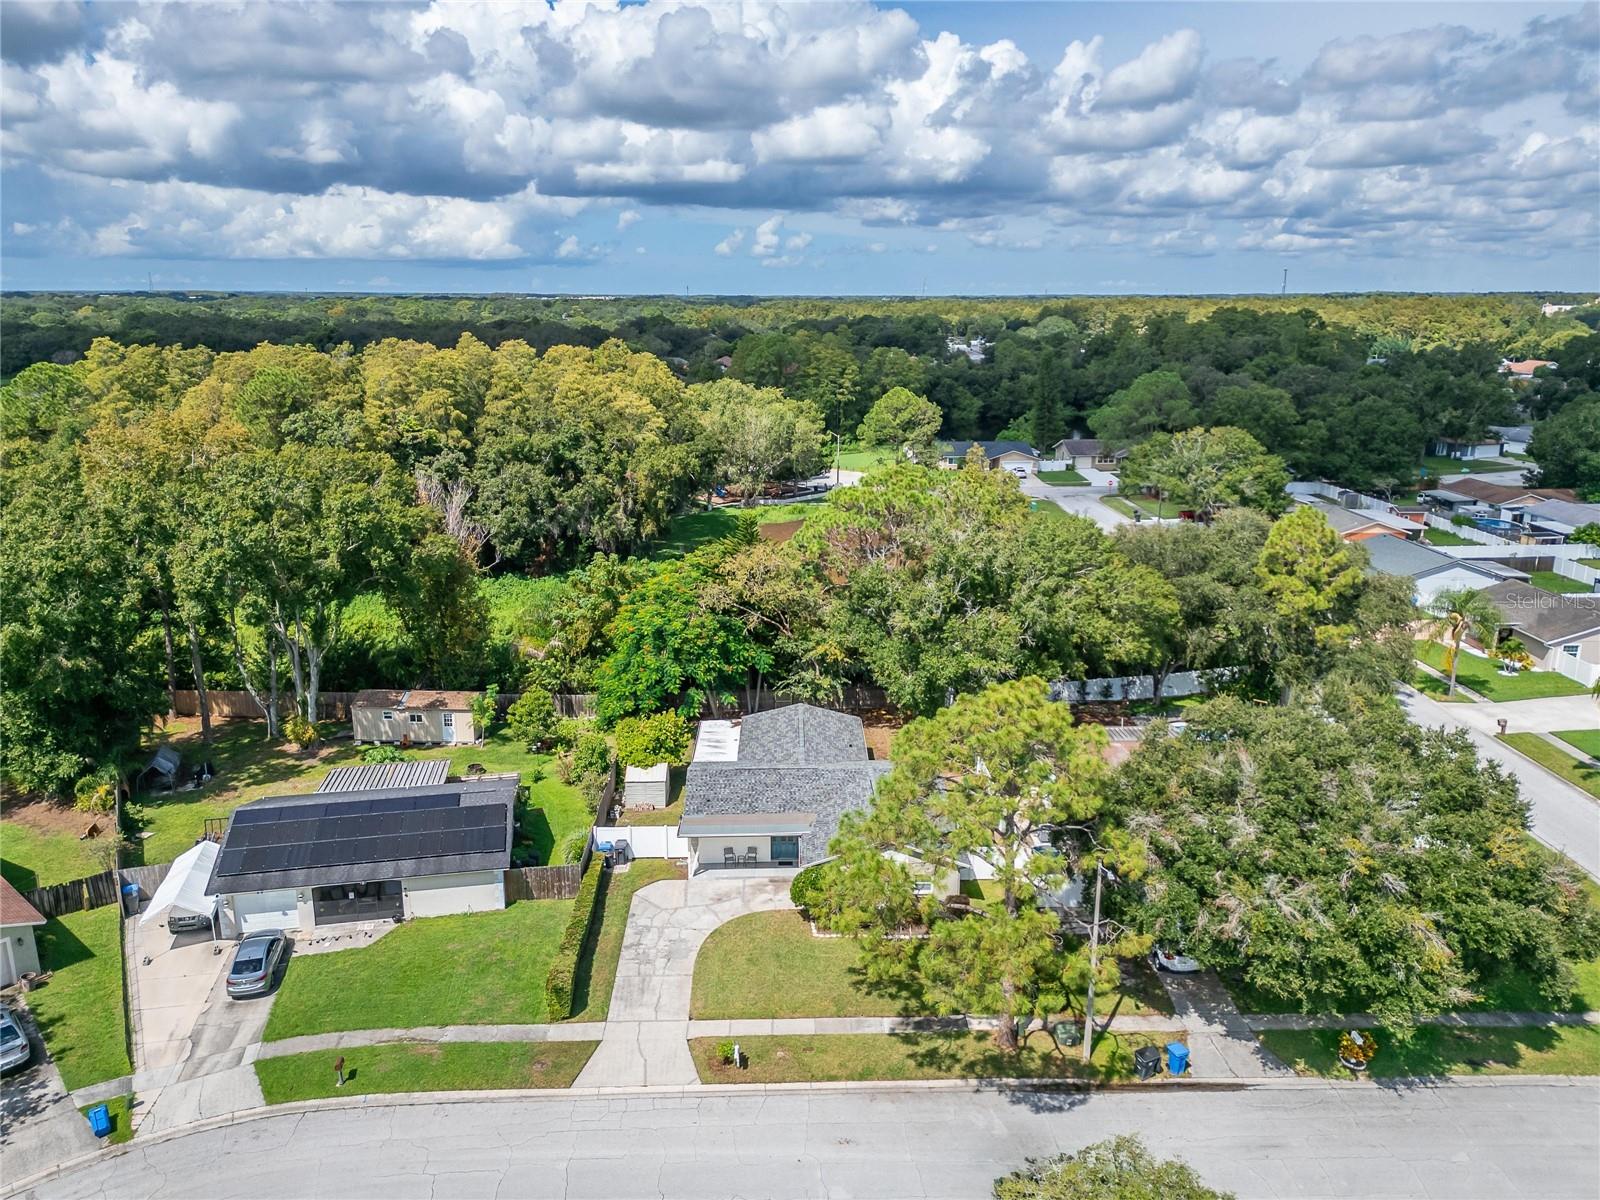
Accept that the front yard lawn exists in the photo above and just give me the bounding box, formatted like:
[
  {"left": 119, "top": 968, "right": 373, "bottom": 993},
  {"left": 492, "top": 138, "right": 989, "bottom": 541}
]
[
  {"left": 1555, "top": 730, "right": 1600, "bottom": 759},
  {"left": 1411, "top": 669, "right": 1476, "bottom": 702},
  {"left": 1261, "top": 1025, "right": 1600, "bottom": 1078},
  {"left": 1414, "top": 641, "right": 1588, "bottom": 701},
  {"left": 1038, "top": 469, "right": 1089, "bottom": 486},
  {"left": 1419, "top": 456, "right": 1518, "bottom": 476},
  {"left": 692, "top": 1029, "right": 1179, "bottom": 1085},
  {"left": 256, "top": 1040, "right": 597, "bottom": 1102},
  {"left": 1105, "top": 494, "right": 1183, "bottom": 519},
  {"left": 77, "top": 1094, "right": 134, "bottom": 1146},
  {"left": 27, "top": 906, "right": 132, "bottom": 1092},
  {"left": 566, "top": 859, "right": 684, "bottom": 1023},
  {"left": 263, "top": 899, "right": 573, "bottom": 1040},
  {"left": 691, "top": 910, "right": 1172, "bottom": 1020},
  {"left": 1529, "top": 570, "right": 1593, "bottom": 595},
  {"left": 1499, "top": 733, "right": 1600, "bottom": 801}
]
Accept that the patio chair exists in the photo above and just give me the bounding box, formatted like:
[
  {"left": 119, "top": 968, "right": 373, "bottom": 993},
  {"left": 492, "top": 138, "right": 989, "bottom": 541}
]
[
  {"left": 744, "top": 846, "right": 759, "bottom": 865},
  {"left": 723, "top": 847, "right": 737, "bottom": 867}
]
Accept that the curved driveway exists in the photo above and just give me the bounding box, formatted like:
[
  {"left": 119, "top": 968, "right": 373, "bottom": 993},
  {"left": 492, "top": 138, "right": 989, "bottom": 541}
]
[{"left": 19, "top": 1081, "right": 1597, "bottom": 1200}]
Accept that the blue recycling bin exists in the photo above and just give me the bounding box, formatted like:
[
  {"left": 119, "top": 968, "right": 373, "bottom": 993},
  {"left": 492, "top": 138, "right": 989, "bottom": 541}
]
[
  {"left": 86, "top": 1103, "right": 112, "bottom": 1138},
  {"left": 1165, "top": 1041, "right": 1190, "bottom": 1077}
]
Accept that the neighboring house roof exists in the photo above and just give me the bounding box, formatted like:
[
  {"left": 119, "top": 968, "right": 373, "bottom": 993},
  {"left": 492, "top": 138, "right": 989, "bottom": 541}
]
[
  {"left": 1519, "top": 499, "right": 1600, "bottom": 531},
  {"left": 1482, "top": 581, "right": 1600, "bottom": 644},
  {"left": 206, "top": 775, "right": 515, "bottom": 895},
  {"left": 682, "top": 703, "right": 890, "bottom": 862},
  {"left": 1501, "top": 359, "right": 1555, "bottom": 375},
  {"left": 941, "top": 440, "right": 1038, "bottom": 460},
  {"left": 0, "top": 877, "right": 45, "bottom": 927},
  {"left": 1434, "top": 437, "right": 1501, "bottom": 448},
  {"left": 1054, "top": 438, "right": 1128, "bottom": 459},
  {"left": 1361, "top": 536, "right": 1500, "bottom": 581},
  {"left": 1430, "top": 478, "right": 1577, "bottom": 506},
  {"left": 1489, "top": 424, "right": 1534, "bottom": 442},
  {"left": 1300, "top": 500, "right": 1415, "bottom": 537},
  {"left": 318, "top": 759, "right": 450, "bottom": 793},
  {"left": 351, "top": 689, "right": 479, "bottom": 712}
]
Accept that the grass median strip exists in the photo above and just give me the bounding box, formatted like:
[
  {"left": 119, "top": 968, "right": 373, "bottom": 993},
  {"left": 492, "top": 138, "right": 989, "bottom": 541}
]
[
  {"left": 1498, "top": 733, "right": 1600, "bottom": 801},
  {"left": 77, "top": 1094, "right": 134, "bottom": 1146},
  {"left": 1261, "top": 1025, "right": 1600, "bottom": 1078},
  {"left": 27, "top": 906, "right": 132, "bottom": 1092},
  {"left": 256, "top": 1040, "right": 599, "bottom": 1103},
  {"left": 1555, "top": 730, "right": 1600, "bottom": 760},
  {"left": 692, "top": 1030, "right": 1180, "bottom": 1085}
]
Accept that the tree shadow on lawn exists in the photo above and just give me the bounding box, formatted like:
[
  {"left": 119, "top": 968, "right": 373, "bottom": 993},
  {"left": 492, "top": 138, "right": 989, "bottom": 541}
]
[
  {"left": 842, "top": 961, "right": 932, "bottom": 1015},
  {"left": 1278, "top": 1025, "right": 1569, "bottom": 1087}
]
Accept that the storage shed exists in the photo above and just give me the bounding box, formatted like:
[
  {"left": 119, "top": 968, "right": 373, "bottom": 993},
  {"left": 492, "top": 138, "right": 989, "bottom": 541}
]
[
  {"left": 623, "top": 763, "right": 671, "bottom": 810},
  {"left": 351, "top": 690, "right": 479, "bottom": 746}
]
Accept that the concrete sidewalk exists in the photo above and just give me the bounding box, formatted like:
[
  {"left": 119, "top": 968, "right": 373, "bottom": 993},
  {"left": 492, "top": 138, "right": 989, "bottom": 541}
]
[{"left": 257, "top": 1021, "right": 606, "bottom": 1059}]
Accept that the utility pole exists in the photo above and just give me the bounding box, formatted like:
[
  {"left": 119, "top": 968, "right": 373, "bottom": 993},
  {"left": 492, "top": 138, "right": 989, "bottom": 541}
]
[
  {"left": 1281, "top": 268, "right": 1288, "bottom": 296},
  {"left": 1082, "top": 859, "right": 1104, "bottom": 1064}
]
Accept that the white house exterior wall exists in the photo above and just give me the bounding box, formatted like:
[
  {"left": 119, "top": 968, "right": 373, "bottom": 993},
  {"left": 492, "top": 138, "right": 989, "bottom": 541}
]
[
  {"left": 352, "top": 706, "right": 475, "bottom": 745},
  {"left": 226, "top": 888, "right": 301, "bottom": 935},
  {"left": 689, "top": 835, "right": 774, "bottom": 871},
  {"left": 0, "top": 924, "right": 41, "bottom": 987},
  {"left": 1413, "top": 567, "right": 1508, "bottom": 608},
  {"left": 401, "top": 870, "right": 505, "bottom": 919}
]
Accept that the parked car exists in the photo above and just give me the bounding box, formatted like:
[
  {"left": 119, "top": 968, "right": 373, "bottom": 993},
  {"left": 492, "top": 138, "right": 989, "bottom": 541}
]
[
  {"left": 1151, "top": 947, "right": 1201, "bottom": 973},
  {"left": 167, "top": 911, "right": 212, "bottom": 935},
  {"left": 226, "top": 933, "right": 288, "bottom": 999},
  {"left": 0, "top": 1006, "right": 32, "bottom": 1073}
]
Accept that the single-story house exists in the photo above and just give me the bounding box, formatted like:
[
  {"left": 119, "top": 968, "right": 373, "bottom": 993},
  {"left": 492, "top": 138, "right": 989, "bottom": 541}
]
[
  {"left": 351, "top": 690, "right": 479, "bottom": 746},
  {"left": 1429, "top": 437, "right": 1503, "bottom": 461},
  {"left": 206, "top": 775, "right": 515, "bottom": 936},
  {"left": 623, "top": 763, "right": 671, "bottom": 810},
  {"left": 1299, "top": 499, "right": 1420, "bottom": 542},
  {"left": 1510, "top": 499, "right": 1600, "bottom": 541},
  {"left": 679, "top": 704, "right": 892, "bottom": 874},
  {"left": 1500, "top": 359, "right": 1556, "bottom": 380},
  {"left": 1050, "top": 438, "right": 1128, "bottom": 471},
  {"left": 1360, "top": 536, "right": 1509, "bottom": 606},
  {"left": 1481, "top": 581, "right": 1600, "bottom": 686},
  {"left": 1419, "top": 488, "right": 1487, "bottom": 515},
  {"left": 1489, "top": 425, "right": 1534, "bottom": 456},
  {"left": 939, "top": 440, "right": 1040, "bottom": 475},
  {"left": 0, "top": 878, "right": 45, "bottom": 987},
  {"left": 1439, "top": 478, "right": 1576, "bottom": 508}
]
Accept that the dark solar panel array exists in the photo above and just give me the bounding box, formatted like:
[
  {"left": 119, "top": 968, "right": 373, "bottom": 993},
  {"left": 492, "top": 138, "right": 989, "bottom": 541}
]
[{"left": 216, "top": 791, "right": 507, "bottom": 878}]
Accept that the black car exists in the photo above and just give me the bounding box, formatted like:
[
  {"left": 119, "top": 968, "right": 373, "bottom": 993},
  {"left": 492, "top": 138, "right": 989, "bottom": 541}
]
[{"left": 225, "top": 933, "right": 288, "bottom": 999}]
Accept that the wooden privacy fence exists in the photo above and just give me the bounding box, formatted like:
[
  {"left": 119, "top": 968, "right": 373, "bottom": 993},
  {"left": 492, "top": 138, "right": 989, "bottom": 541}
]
[
  {"left": 504, "top": 865, "right": 583, "bottom": 901},
  {"left": 119, "top": 862, "right": 175, "bottom": 899},
  {"left": 19, "top": 861, "right": 179, "bottom": 920},
  {"left": 171, "top": 690, "right": 598, "bottom": 721}
]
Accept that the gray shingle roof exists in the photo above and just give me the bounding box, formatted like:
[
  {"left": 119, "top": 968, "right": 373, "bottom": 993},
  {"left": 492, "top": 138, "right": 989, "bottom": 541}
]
[
  {"left": 1521, "top": 499, "right": 1600, "bottom": 530},
  {"left": 736, "top": 705, "right": 869, "bottom": 765},
  {"left": 941, "top": 440, "right": 1038, "bottom": 460},
  {"left": 1483, "top": 581, "right": 1600, "bottom": 644}
]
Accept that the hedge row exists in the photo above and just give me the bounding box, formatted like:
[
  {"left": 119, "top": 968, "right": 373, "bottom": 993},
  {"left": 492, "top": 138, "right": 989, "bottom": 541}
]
[{"left": 544, "top": 860, "right": 605, "bottom": 1020}]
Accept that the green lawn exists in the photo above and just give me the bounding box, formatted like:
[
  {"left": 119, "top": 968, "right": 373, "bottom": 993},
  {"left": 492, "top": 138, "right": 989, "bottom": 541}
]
[
  {"left": 691, "top": 911, "right": 1172, "bottom": 1020},
  {"left": 1104, "top": 494, "right": 1183, "bottom": 520},
  {"left": 1027, "top": 499, "right": 1072, "bottom": 521},
  {"left": 1414, "top": 641, "right": 1588, "bottom": 701},
  {"left": 1421, "top": 529, "right": 1477, "bottom": 547},
  {"left": 1419, "top": 456, "right": 1518, "bottom": 476},
  {"left": 1555, "top": 730, "right": 1600, "bottom": 759},
  {"left": 1412, "top": 668, "right": 1476, "bottom": 702},
  {"left": 1498, "top": 734, "right": 1600, "bottom": 801},
  {"left": 124, "top": 723, "right": 588, "bottom": 869},
  {"left": 263, "top": 899, "right": 573, "bottom": 1040},
  {"left": 256, "top": 1040, "right": 597, "bottom": 1103},
  {"left": 614, "top": 800, "right": 683, "bottom": 827},
  {"left": 650, "top": 502, "right": 819, "bottom": 558},
  {"left": 1530, "top": 570, "right": 1593, "bottom": 595},
  {"left": 1037, "top": 469, "right": 1089, "bottom": 486},
  {"left": 567, "top": 859, "right": 683, "bottom": 1022},
  {"left": 836, "top": 446, "right": 896, "bottom": 472},
  {"left": 78, "top": 1094, "right": 134, "bottom": 1146},
  {"left": 1581, "top": 559, "right": 1600, "bottom": 570},
  {"left": 1261, "top": 1025, "right": 1600, "bottom": 1078},
  {"left": 692, "top": 1029, "right": 1179, "bottom": 1085},
  {"left": 0, "top": 818, "right": 109, "bottom": 891},
  {"left": 27, "top": 906, "right": 132, "bottom": 1092}
]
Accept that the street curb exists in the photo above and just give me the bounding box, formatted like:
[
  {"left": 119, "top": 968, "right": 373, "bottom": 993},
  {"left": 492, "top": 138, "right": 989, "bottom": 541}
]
[{"left": 6, "top": 1072, "right": 1594, "bottom": 1197}]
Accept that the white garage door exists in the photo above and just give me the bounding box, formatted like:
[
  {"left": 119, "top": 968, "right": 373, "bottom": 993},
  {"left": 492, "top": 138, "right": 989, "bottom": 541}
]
[{"left": 231, "top": 890, "right": 298, "bottom": 934}]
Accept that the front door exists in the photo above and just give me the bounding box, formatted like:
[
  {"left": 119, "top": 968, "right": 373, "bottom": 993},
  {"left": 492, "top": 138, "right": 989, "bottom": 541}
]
[
  {"left": 771, "top": 836, "right": 800, "bottom": 866},
  {"left": 443, "top": 712, "right": 457, "bottom": 744}
]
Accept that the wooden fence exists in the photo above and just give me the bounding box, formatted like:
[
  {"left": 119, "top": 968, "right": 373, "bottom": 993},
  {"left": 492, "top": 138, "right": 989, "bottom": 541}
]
[
  {"left": 170, "top": 689, "right": 598, "bottom": 721},
  {"left": 22, "top": 870, "right": 122, "bottom": 919},
  {"left": 119, "top": 862, "right": 175, "bottom": 899},
  {"left": 503, "top": 865, "right": 583, "bottom": 900}
]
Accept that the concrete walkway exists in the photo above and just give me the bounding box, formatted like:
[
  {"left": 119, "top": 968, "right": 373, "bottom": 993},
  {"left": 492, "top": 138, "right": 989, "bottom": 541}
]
[
  {"left": 1399, "top": 684, "right": 1600, "bottom": 879},
  {"left": 573, "top": 875, "right": 793, "bottom": 1088},
  {"left": 1155, "top": 970, "right": 1295, "bottom": 1080}
]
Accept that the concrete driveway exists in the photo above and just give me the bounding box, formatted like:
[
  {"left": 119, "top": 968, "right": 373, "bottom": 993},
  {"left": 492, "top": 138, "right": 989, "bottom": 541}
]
[
  {"left": 1019, "top": 477, "right": 1129, "bottom": 531},
  {"left": 126, "top": 916, "right": 231, "bottom": 1077},
  {"left": 0, "top": 1009, "right": 98, "bottom": 1183},
  {"left": 574, "top": 874, "right": 792, "bottom": 1088},
  {"left": 1436, "top": 693, "right": 1599, "bottom": 738}
]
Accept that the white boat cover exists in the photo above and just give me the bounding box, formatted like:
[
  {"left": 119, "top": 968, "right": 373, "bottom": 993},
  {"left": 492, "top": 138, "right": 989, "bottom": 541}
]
[{"left": 138, "top": 840, "right": 219, "bottom": 926}]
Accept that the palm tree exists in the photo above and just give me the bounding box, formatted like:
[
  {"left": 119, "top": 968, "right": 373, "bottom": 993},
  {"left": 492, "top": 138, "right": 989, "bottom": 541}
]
[{"left": 1423, "top": 586, "right": 1504, "bottom": 697}]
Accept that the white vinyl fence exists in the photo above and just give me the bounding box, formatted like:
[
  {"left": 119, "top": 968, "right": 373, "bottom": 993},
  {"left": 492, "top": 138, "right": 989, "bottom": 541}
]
[
  {"left": 1423, "top": 513, "right": 1514, "bottom": 546},
  {"left": 591, "top": 825, "right": 689, "bottom": 860}
]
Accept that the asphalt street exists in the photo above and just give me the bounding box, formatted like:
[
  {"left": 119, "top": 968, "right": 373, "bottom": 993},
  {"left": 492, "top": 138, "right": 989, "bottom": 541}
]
[{"left": 19, "top": 1081, "right": 1597, "bottom": 1200}]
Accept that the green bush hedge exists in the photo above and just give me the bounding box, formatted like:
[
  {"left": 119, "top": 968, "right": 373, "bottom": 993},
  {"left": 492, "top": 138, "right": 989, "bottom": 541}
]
[
  {"left": 544, "top": 860, "right": 605, "bottom": 1020},
  {"left": 789, "top": 863, "right": 829, "bottom": 914}
]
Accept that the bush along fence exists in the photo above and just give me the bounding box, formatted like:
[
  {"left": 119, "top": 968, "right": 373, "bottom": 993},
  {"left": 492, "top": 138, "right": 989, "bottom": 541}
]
[{"left": 543, "top": 860, "right": 605, "bottom": 1020}]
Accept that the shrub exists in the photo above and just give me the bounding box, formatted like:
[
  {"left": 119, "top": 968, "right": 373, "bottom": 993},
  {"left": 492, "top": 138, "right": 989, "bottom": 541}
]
[
  {"left": 789, "top": 863, "right": 831, "bottom": 915},
  {"left": 994, "top": 1135, "right": 1232, "bottom": 1200},
  {"left": 572, "top": 731, "right": 612, "bottom": 780},
  {"left": 361, "top": 745, "right": 405, "bottom": 764},
  {"left": 1450, "top": 514, "right": 1473, "bottom": 528},
  {"left": 282, "top": 715, "right": 318, "bottom": 750},
  {"left": 506, "top": 688, "right": 558, "bottom": 750},
  {"left": 544, "top": 860, "right": 605, "bottom": 1020},
  {"left": 554, "top": 828, "right": 590, "bottom": 866},
  {"left": 72, "top": 766, "right": 119, "bottom": 814},
  {"left": 553, "top": 717, "right": 592, "bottom": 750},
  {"left": 716, "top": 1039, "right": 738, "bottom": 1066},
  {"left": 613, "top": 711, "right": 691, "bottom": 769}
]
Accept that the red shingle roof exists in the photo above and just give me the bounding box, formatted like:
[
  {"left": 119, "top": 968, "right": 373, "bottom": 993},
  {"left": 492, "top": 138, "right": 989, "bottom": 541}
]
[{"left": 0, "top": 877, "right": 46, "bottom": 926}]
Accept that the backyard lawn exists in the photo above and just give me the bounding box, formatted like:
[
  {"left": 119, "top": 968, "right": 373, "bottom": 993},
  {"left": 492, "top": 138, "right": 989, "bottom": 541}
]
[
  {"left": 1261, "top": 1025, "right": 1600, "bottom": 1078},
  {"left": 836, "top": 446, "right": 896, "bottom": 472},
  {"left": 567, "top": 859, "right": 683, "bottom": 1023},
  {"left": 690, "top": 910, "right": 1172, "bottom": 1020},
  {"left": 26, "top": 906, "right": 132, "bottom": 1092},
  {"left": 0, "top": 812, "right": 110, "bottom": 891},
  {"left": 123, "top": 722, "right": 589, "bottom": 868},
  {"left": 692, "top": 1029, "right": 1179, "bottom": 1085},
  {"left": 1421, "top": 529, "right": 1476, "bottom": 547},
  {"left": 1037, "top": 469, "right": 1089, "bottom": 486},
  {"left": 650, "top": 502, "right": 819, "bottom": 558},
  {"left": 1529, "top": 570, "right": 1592, "bottom": 595},
  {"left": 263, "top": 898, "right": 573, "bottom": 1040},
  {"left": 256, "top": 1040, "right": 598, "bottom": 1102},
  {"left": 1414, "top": 641, "right": 1588, "bottom": 701},
  {"left": 1498, "top": 734, "right": 1600, "bottom": 801}
]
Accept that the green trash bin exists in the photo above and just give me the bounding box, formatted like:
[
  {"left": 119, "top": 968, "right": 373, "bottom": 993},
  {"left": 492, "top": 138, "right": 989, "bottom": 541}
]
[{"left": 1052, "top": 1020, "right": 1082, "bottom": 1048}]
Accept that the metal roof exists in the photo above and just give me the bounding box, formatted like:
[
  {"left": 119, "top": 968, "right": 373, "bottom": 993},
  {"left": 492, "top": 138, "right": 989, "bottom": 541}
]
[
  {"left": 692, "top": 720, "right": 740, "bottom": 762},
  {"left": 319, "top": 759, "right": 450, "bottom": 793}
]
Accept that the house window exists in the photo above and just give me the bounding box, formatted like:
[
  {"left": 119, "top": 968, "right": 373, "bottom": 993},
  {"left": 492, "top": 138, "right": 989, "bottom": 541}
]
[
  {"left": 443, "top": 713, "right": 454, "bottom": 728},
  {"left": 1562, "top": 644, "right": 1581, "bottom": 658},
  {"left": 381, "top": 711, "right": 394, "bottom": 722},
  {"left": 912, "top": 881, "right": 934, "bottom": 898},
  {"left": 408, "top": 713, "right": 424, "bottom": 724}
]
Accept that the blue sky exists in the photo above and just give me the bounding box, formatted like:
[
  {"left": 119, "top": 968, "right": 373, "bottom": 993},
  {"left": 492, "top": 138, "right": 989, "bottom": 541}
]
[{"left": 2, "top": 1, "right": 1595, "bottom": 295}]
